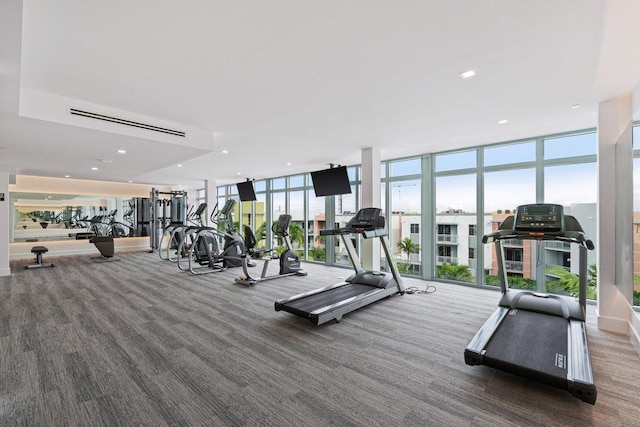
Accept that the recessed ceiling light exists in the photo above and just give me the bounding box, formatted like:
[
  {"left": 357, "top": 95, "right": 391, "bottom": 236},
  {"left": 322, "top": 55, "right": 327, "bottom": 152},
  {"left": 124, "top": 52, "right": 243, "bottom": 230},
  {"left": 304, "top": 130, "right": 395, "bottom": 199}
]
[
  {"left": 497, "top": 119, "right": 508, "bottom": 124},
  {"left": 177, "top": 164, "right": 183, "bottom": 167},
  {"left": 221, "top": 150, "right": 229, "bottom": 154},
  {"left": 286, "top": 162, "right": 292, "bottom": 166},
  {"left": 237, "top": 172, "right": 242, "bottom": 175},
  {"left": 571, "top": 104, "right": 581, "bottom": 110},
  {"left": 64, "top": 175, "right": 70, "bottom": 178},
  {"left": 117, "top": 149, "right": 127, "bottom": 154},
  {"left": 91, "top": 167, "right": 98, "bottom": 171},
  {"left": 459, "top": 69, "right": 476, "bottom": 79},
  {"left": 128, "top": 180, "right": 133, "bottom": 183}
]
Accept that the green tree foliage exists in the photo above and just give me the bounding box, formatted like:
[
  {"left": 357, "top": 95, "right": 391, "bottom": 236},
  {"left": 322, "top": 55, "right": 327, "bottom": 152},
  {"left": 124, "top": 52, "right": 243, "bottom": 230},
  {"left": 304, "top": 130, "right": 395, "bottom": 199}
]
[
  {"left": 254, "top": 221, "right": 305, "bottom": 248},
  {"left": 545, "top": 264, "right": 597, "bottom": 300},
  {"left": 308, "top": 247, "right": 325, "bottom": 261},
  {"left": 396, "top": 238, "right": 420, "bottom": 261},
  {"left": 484, "top": 274, "right": 536, "bottom": 290},
  {"left": 436, "top": 263, "right": 474, "bottom": 282}
]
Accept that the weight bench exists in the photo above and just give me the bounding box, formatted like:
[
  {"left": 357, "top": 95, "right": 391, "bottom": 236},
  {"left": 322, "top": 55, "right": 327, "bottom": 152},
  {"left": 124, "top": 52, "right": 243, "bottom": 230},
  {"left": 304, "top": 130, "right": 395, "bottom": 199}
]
[{"left": 25, "top": 246, "right": 54, "bottom": 269}]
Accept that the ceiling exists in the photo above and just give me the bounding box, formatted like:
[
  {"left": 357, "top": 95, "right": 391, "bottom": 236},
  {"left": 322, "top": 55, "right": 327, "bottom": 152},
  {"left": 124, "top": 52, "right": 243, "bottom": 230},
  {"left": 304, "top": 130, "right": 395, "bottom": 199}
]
[{"left": 2, "top": 0, "right": 640, "bottom": 189}]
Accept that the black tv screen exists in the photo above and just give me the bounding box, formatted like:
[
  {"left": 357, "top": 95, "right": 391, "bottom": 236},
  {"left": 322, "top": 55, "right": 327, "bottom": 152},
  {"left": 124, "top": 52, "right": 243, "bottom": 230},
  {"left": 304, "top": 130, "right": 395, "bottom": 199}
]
[
  {"left": 311, "top": 166, "right": 352, "bottom": 197},
  {"left": 236, "top": 181, "right": 257, "bottom": 201}
]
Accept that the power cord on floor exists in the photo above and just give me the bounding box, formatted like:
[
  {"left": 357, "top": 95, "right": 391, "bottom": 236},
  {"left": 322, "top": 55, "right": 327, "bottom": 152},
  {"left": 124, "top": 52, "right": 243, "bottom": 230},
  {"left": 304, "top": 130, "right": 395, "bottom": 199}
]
[{"left": 405, "top": 284, "right": 436, "bottom": 295}]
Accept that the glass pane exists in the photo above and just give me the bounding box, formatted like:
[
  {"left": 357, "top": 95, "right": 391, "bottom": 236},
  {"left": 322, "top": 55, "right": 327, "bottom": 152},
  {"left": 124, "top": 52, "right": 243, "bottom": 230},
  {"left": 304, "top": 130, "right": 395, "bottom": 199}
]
[
  {"left": 389, "top": 179, "right": 421, "bottom": 276},
  {"left": 545, "top": 163, "right": 597, "bottom": 205},
  {"left": 483, "top": 169, "right": 536, "bottom": 289},
  {"left": 289, "top": 175, "right": 304, "bottom": 188},
  {"left": 307, "top": 191, "right": 326, "bottom": 261},
  {"left": 217, "top": 187, "right": 225, "bottom": 196},
  {"left": 380, "top": 163, "right": 387, "bottom": 179},
  {"left": 271, "top": 192, "right": 286, "bottom": 250},
  {"left": 347, "top": 166, "right": 357, "bottom": 182},
  {"left": 335, "top": 186, "right": 358, "bottom": 266},
  {"left": 272, "top": 177, "right": 286, "bottom": 190},
  {"left": 435, "top": 174, "right": 477, "bottom": 282},
  {"left": 435, "top": 150, "right": 476, "bottom": 172},
  {"left": 390, "top": 158, "right": 421, "bottom": 176},
  {"left": 228, "top": 184, "right": 238, "bottom": 196},
  {"left": 434, "top": 174, "right": 477, "bottom": 214},
  {"left": 484, "top": 141, "right": 535, "bottom": 166},
  {"left": 634, "top": 126, "right": 640, "bottom": 150},
  {"left": 544, "top": 163, "right": 598, "bottom": 299},
  {"left": 254, "top": 180, "right": 266, "bottom": 192},
  {"left": 240, "top": 201, "right": 253, "bottom": 229},
  {"left": 288, "top": 191, "right": 305, "bottom": 258},
  {"left": 254, "top": 193, "right": 267, "bottom": 248},
  {"left": 544, "top": 132, "right": 596, "bottom": 159}
]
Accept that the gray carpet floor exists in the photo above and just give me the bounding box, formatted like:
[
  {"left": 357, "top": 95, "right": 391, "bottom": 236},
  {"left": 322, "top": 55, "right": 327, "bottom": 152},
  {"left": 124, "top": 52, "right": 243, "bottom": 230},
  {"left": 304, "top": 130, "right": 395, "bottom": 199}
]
[{"left": 1, "top": 251, "right": 639, "bottom": 426}]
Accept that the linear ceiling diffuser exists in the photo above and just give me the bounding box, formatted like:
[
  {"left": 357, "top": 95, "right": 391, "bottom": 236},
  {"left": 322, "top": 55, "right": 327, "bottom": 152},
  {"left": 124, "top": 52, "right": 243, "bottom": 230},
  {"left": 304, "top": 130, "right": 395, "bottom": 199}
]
[{"left": 69, "top": 108, "right": 185, "bottom": 137}]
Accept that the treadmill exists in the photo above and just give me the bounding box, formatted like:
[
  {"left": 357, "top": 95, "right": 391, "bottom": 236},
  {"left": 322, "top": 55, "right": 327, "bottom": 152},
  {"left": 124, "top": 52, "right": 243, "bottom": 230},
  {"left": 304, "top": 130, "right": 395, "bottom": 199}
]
[
  {"left": 464, "top": 204, "right": 597, "bottom": 404},
  {"left": 274, "top": 207, "right": 405, "bottom": 325}
]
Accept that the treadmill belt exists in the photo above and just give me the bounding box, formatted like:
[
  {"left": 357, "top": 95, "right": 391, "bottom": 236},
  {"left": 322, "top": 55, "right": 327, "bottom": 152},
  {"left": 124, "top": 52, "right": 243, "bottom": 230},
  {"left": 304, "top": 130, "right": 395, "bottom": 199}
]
[
  {"left": 484, "top": 309, "right": 568, "bottom": 386},
  {"left": 284, "top": 283, "right": 377, "bottom": 314}
]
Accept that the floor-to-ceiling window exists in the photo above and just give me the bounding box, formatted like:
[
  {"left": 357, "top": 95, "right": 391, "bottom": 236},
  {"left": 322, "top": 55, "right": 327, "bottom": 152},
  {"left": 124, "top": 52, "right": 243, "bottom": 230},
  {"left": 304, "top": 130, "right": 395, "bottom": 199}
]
[
  {"left": 434, "top": 150, "right": 477, "bottom": 283},
  {"left": 387, "top": 158, "right": 421, "bottom": 275},
  {"left": 334, "top": 166, "right": 359, "bottom": 267},
  {"left": 216, "top": 128, "right": 599, "bottom": 298},
  {"left": 542, "top": 132, "right": 597, "bottom": 298}
]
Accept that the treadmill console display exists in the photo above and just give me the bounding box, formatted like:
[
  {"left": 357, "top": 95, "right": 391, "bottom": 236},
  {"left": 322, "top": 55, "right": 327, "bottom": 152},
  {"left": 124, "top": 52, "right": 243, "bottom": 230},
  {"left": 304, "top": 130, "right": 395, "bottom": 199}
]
[
  {"left": 349, "top": 208, "right": 382, "bottom": 230},
  {"left": 514, "top": 204, "right": 564, "bottom": 233}
]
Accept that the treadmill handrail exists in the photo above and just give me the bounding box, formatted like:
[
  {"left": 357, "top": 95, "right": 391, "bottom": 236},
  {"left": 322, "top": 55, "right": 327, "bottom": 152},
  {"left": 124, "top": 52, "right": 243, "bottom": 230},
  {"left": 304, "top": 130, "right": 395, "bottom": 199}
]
[{"left": 320, "top": 227, "right": 388, "bottom": 237}]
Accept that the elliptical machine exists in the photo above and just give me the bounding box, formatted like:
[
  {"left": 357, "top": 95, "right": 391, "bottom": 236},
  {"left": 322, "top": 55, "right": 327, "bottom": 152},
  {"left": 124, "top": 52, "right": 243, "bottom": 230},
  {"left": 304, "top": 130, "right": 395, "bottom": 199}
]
[
  {"left": 236, "top": 214, "right": 307, "bottom": 286},
  {"left": 185, "top": 199, "right": 252, "bottom": 274}
]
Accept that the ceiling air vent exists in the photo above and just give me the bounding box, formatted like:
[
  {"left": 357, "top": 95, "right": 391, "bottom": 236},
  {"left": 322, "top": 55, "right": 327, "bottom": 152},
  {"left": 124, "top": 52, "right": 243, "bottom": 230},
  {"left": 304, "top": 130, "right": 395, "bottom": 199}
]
[{"left": 69, "top": 108, "right": 185, "bottom": 137}]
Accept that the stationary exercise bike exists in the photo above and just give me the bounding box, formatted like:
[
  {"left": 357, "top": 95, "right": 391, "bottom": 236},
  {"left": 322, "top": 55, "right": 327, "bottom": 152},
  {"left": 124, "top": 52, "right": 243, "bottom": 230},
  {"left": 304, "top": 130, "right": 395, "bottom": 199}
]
[{"left": 236, "top": 214, "right": 307, "bottom": 286}]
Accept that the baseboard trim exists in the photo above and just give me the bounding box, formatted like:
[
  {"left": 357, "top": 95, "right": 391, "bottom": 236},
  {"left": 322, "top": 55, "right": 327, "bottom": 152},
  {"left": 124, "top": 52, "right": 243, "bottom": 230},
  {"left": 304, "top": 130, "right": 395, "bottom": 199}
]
[
  {"left": 630, "top": 315, "right": 640, "bottom": 358},
  {"left": 0, "top": 267, "right": 11, "bottom": 277},
  {"left": 596, "top": 313, "right": 629, "bottom": 334}
]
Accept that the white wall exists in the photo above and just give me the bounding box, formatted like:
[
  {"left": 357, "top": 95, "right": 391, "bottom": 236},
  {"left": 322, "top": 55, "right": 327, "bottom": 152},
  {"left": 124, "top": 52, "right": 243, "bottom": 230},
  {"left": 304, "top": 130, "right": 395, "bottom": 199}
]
[{"left": 597, "top": 95, "right": 633, "bottom": 334}]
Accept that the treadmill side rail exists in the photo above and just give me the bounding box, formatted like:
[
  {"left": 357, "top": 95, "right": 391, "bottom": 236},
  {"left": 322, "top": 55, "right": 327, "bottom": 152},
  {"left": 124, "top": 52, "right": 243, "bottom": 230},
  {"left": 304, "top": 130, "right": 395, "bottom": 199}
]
[
  {"left": 464, "top": 306, "right": 509, "bottom": 365},
  {"left": 275, "top": 282, "right": 352, "bottom": 309},
  {"left": 309, "top": 286, "right": 398, "bottom": 326},
  {"left": 568, "top": 320, "right": 597, "bottom": 404}
]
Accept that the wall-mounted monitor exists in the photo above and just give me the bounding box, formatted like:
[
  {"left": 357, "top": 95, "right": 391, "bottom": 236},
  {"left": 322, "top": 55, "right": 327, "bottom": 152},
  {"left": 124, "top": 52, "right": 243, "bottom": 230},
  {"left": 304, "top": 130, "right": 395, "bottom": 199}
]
[
  {"left": 310, "top": 165, "right": 352, "bottom": 197},
  {"left": 236, "top": 181, "right": 257, "bottom": 201}
]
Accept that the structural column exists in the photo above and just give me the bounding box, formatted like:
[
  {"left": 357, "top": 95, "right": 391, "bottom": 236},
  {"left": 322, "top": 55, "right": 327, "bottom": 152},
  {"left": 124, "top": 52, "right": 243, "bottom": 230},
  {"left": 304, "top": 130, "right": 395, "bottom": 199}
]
[
  {"left": 204, "top": 179, "right": 217, "bottom": 226},
  {"left": 360, "top": 147, "right": 381, "bottom": 270},
  {"left": 597, "top": 95, "right": 632, "bottom": 333},
  {"left": 0, "top": 173, "right": 10, "bottom": 276}
]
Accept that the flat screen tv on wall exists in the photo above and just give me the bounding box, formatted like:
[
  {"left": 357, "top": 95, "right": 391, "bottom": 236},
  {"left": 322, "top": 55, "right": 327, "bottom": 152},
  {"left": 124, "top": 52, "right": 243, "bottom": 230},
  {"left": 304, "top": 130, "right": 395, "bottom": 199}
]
[
  {"left": 310, "top": 166, "right": 352, "bottom": 197},
  {"left": 236, "top": 180, "right": 257, "bottom": 201}
]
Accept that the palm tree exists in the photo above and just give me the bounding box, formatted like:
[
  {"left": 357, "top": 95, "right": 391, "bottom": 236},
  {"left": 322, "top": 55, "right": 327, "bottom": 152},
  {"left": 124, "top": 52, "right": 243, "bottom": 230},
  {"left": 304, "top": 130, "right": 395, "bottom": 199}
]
[
  {"left": 396, "top": 237, "right": 420, "bottom": 261},
  {"left": 253, "top": 220, "right": 304, "bottom": 249},
  {"left": 545, "top": 265, "right": 597, "bottom": 299}
]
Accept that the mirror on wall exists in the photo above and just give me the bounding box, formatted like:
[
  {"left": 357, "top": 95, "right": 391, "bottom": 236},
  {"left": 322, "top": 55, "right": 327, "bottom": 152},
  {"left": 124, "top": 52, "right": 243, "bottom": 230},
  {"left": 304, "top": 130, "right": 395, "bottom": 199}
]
[
  {"left": 9, "top": 192, "right": 138, "bottom": 243},
  {"left": 633, "top": 120, "right": 640, "bottom": 309}
]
